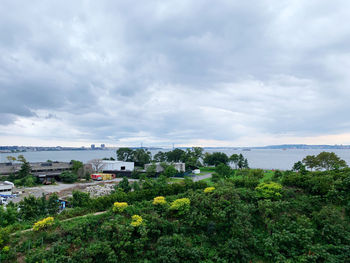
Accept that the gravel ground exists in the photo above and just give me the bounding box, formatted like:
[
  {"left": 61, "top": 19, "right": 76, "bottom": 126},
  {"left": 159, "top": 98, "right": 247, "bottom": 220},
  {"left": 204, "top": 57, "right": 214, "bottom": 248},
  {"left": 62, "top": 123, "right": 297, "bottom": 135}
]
[{"left": 10, "top": 178, "right": 139, "bottom": 203}]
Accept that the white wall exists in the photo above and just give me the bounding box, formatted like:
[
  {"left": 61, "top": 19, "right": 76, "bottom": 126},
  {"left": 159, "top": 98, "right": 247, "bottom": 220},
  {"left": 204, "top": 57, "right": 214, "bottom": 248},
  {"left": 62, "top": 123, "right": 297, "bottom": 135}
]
[
  {"left": 0, "top": 184, "right": 13, "bottom": 195},
  {"left": 101, "top": 161, "right": 134, "bottom": 171}
]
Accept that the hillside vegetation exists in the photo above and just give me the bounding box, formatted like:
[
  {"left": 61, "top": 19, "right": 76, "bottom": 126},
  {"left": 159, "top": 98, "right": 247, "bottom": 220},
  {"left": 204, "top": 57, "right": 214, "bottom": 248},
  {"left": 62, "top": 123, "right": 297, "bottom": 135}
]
[{"left": 1, "top": 167, "right": 350, "bottom": 262}]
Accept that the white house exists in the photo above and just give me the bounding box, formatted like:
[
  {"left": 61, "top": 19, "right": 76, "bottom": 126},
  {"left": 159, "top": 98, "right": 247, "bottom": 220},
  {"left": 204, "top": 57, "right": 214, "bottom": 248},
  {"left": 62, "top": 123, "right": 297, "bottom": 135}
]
[{"left": 101, "top": 160, "right": 134, "bottom": 171}]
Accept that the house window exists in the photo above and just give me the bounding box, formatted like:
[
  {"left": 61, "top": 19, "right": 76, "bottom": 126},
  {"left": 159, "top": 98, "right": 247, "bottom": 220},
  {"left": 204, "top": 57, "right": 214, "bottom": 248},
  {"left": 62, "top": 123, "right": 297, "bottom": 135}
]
[{"left": 121, "top": 166, "right": 126, "bottom": 171}]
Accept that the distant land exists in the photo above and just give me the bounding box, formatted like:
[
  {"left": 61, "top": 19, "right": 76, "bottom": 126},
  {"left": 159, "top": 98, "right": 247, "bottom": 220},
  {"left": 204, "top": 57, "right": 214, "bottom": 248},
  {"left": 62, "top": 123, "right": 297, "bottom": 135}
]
[{"left": 1, "top": 144, "right": 350, "bottom": 153}]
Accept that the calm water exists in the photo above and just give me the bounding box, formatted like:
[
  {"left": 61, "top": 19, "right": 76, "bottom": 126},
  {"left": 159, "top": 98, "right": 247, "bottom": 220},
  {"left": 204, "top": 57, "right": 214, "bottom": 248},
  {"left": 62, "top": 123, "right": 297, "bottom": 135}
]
[{"left": 1, "top": 149, "right": 350, "bottom": 170}]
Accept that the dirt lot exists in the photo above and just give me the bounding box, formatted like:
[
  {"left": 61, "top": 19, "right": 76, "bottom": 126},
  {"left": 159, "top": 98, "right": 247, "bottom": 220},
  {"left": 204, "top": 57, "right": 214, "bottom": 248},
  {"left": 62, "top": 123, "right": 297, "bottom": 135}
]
[{"left": 11, "top": 178, "right": 138, "bottom": 203}]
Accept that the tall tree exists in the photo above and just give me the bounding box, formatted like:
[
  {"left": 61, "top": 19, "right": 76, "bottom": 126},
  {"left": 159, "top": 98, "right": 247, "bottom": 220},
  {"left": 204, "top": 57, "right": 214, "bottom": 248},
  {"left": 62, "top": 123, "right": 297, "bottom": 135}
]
[
  {"left": 153, "top": 151, "right": 167, "bottom": 162},
  {"left": 116, "top": 148, "right": 135, "bottom": 162},
  {"left": 302, "top": 155, "right": 318, "bottom": 171},
  {"left": 166, "top": 148, "right": 186, "bottom": 162},
  {"left": 203, "top": 152, "right": 229, "bottom": 166},
  {"left": 133, "top": 149, "right": 152, "bottom": 167},
  {"left": 230, "top": 154, "right": 239, "bottom": 169}
]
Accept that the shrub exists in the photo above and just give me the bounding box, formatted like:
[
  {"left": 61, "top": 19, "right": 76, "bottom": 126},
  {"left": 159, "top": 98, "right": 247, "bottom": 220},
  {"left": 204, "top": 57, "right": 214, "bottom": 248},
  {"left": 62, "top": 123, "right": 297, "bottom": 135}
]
[
  {"left": 204, "top": 187, "right": 215, "bottom": 193},
  {"left": 2, "top": 245, "right": 9, "bottom": 253},
  {"left": 112, "top": 202, "right": 128, "bottom": 213},
  {"left": 170, "top": 198, "right": 191, "bottom": 215},
  {"left": 255, "top": 182, "right": 283, "bottom": 199},
  {"left": 153, "top": 196, "right": 167, "bottom": 205},
  {"left": 33, "top": 217, "right": 54, "bottom": 232},
  {"left": 60, "top": 171, "right": 78, "bottom": 183},
  {"left": 130, "top": 215, "right": 143, "bottom": 227}
]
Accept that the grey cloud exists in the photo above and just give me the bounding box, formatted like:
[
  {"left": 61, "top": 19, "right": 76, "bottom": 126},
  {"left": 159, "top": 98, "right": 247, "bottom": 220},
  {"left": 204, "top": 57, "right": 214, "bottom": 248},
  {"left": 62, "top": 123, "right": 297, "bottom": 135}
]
[{"left": 1, "top": 0, "right": 350, "bottom": 146}]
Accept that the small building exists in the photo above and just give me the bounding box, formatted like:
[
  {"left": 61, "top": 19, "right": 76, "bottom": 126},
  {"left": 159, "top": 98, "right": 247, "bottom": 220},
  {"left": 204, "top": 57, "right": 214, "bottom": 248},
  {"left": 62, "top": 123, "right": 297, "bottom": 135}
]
[
  {"left": 101, "top": 161, "right": 134, "bottom": 172},
  {"left": 144, "top": 162, "right": 186, "bottom": 173},
  {"left": 0, "top": 181, "right": 14, "bottom": 196}
]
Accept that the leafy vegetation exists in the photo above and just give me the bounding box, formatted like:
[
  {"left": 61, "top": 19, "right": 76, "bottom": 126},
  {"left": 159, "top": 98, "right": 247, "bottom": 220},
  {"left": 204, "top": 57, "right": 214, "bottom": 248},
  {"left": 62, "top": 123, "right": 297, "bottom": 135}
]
[{"left": 1, "top": 153, "right": 350, "bottom": 262}]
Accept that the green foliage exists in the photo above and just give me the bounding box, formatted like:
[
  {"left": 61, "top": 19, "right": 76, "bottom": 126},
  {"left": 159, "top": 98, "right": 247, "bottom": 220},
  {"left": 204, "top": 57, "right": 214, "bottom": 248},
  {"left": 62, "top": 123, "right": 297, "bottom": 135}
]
[
  {"left": 60, "top": 171, "right": 78, "bottom": 183},
  {"left": 116, "top": 147, "right": 134, "bottom": 162},
  {"left": 3, "top": 166, "right": 350, "bottom": 263},
  {"left": 163, "top": 165, "right": 177, "bottom": 178},
  {"left": 153, "top": 151, "right": 168, "bottom": 162},
  {"left": 70, "top": 160, "right": 84, "bottom": 177},
  {"left": 71, "top": 191, "right": 91, "bottom": 208},
  {"left": 215, "top": 163, "right": 232, "bottom": 179},
  {"left": 13, "top": 175, "right": 38, "bottom": 187},
  {"left": 170, "top": 198, "right": 190, "bottom": 215},
  {"left": 255, "top": 182, "right": 283, "bottom": 199},
  {"left": 118, "top": 177, "right": 131, "bottom": 192},
  {"left": 146, "top": 163, "right": 157, "bottom": 177},
  {"left": 302, "top": 151, "right": 348, "bottom": 171},
  {"left": 133, "top": 148, "right": 152, "bottom": 167},
  {"left": 166, "top": 148, "right": 186, "bottom": 162},
  {"left": 203, "top": 152, "right": 229, "bottom": 166}
]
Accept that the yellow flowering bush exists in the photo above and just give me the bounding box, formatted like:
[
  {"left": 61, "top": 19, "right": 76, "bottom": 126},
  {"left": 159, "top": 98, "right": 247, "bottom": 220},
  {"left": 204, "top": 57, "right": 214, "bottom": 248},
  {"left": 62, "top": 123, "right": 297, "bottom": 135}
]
[
  {"left": 33, "top": 217, "right": 54, "bottom": 232},
  {"left": 255, "top": 182, "right": 283, "bottom": 199},
  {"left": 130, "top": 215, "right": 143, "bottom": 227},
  {"left": 204, "top": 187, "right": 215, "bottom": 193},
  {"left": 112, "top": 202, "right": 128, "bottom": 212},
  {"left": 153, "top": 196, "right": 167, "bottom": 205},
  {"left": 170, "top": 198, "right": 190, "bottom": 215}
]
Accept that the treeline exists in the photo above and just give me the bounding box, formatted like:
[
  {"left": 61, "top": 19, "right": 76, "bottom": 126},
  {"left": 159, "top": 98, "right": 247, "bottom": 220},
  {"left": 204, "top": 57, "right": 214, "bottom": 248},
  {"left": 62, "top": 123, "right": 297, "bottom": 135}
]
[
  {"left": 117, "top": 147, "right": 249, "bottom": 171},
  {"left": 117, "top": 147, "right": 204, "bottom": 169}
]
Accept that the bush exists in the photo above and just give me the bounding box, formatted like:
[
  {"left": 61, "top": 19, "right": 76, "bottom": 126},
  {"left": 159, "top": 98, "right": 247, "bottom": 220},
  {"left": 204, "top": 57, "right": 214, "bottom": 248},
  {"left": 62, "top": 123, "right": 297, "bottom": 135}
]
[
  {"left": 113, "top": 202, "right": 128, "bottom": 213},
  {"left": 60, "top": 172, "right": 78, "bottom": 183},
  {"left": 170, "top": 198, "right": 191, "bottom": 215},
  {"left": 255, "top": 182, "right": 283, "bottom": 199},
  {"left": 33, "top": 217, "right": 54, "bottom": 232},
  {"left": 130, "top": 215, "right": 143, "bottom": 227},
  {"left": 204, "top": 187, "right": 215, "bottom": 193},
  {"left": 153, "top": 196, "right": 167, "bottom": 205}
]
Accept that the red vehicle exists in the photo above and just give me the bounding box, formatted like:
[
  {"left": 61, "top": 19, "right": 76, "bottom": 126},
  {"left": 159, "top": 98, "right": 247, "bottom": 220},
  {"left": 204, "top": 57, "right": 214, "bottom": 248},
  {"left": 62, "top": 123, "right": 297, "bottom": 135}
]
[{"left": 90, "top": 173, "right": 103, "bottom": 181}]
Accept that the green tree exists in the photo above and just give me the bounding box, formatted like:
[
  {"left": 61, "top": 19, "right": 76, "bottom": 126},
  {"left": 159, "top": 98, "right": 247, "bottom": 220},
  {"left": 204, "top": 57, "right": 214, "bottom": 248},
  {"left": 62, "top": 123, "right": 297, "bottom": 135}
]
[
  {"left": 60, "top": 171, "right": 78, "bottom": 183},
  {"left": 153, "top": 151, "right": 167, "bottom": 162},
  {"left": 118, "top": 177, "right": 131, "bottom": 192},
  {"left": 133, "top": 148, "right": 152, "bottom": 167},
  {"left": 71, "top": 160, "right": 84, "bottom": 176},
  {"left": 146, "top": 163, "right": 157, "bottom": 177},
  {"left": 230, "top": 154, "right": 239, "bottom": 169},
  {"left": 163, "top": 165, "right": 177, "bottom": 178},
  {"left": 116, "top": 148, "right": 135, "bottom": 162},
  {"left": 302, "top": 155, "right": 318, "bottom": 171},
  {"left": 18, "top": 195, "right": 41, "bottom": 220},
  {"left": 237, "top": 154, "right": 249, "bottom": 169},
  {"left": 47, "top": 193, "right": 60, "bottom": 215},
  {"left": 71, "top": 191, "right": 91, "bottom": 208},
  {"left": 166, "top": 148, "right": 186, "bottom": 162},
  {"left": 292, "top": 161, "right": 306, "bottom": 173},
  {"left": 203, "top": 152, "right": 229, "bottom": 166},
  {"left": 316, "top": 151, "right": 347, "bottom": 170},
  {"left": 215, "top": 163, "right": 232, "bottom": 179},
  {"left": 17, "top": 155, "right": 31, "bottom": 179}
]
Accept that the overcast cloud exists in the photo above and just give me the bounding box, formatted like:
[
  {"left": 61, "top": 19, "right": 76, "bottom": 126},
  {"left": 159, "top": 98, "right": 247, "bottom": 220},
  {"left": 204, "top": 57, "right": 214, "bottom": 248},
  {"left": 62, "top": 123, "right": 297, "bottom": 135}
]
[{"left": 1, "top": 0, "right": 350, "bottom": 147}]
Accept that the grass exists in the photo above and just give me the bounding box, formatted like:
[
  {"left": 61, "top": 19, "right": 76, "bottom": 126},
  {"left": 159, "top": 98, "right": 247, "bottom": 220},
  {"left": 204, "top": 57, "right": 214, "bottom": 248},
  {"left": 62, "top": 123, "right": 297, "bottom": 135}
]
[
  {"left": 199, "top": 167, "right": 216, "bottom": 173},
  {"left": 168, "top": 178, "right": 184, "bottom": 183}
]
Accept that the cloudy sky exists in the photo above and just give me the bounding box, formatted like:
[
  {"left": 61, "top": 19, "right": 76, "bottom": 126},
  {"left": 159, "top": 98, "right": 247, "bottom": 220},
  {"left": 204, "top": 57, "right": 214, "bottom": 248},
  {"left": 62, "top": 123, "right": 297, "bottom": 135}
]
[{"left": 1, "top": 0, "right": 350, "bottom": 147}]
